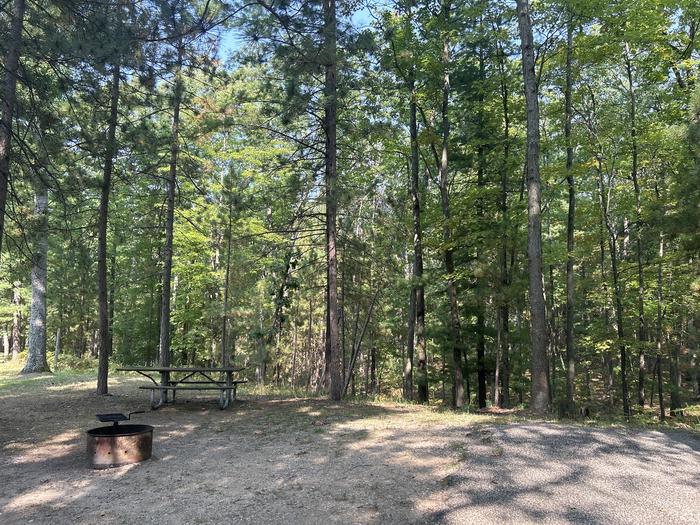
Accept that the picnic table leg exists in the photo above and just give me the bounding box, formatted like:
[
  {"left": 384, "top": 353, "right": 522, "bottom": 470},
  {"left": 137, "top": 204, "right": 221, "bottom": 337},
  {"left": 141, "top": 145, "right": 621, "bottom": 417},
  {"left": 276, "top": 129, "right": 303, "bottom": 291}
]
[
  {"left": 219, "top": 389, "right": 229, "bottom": 410},
  {"left": 150, "top": 389, "right": 163, "bottom": 410},
  {"left": 161, "top": 371, "right": 169, "bottom": 405},
  {"left": 226, "top": 372, "right": 233, "bottom": 405}
]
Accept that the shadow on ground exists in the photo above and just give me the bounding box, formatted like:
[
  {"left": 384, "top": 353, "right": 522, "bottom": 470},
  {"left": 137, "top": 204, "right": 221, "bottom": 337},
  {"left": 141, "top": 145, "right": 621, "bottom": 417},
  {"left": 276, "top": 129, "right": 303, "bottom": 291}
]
[{"left": 1, "top": 376, "right": 698, "bottom": 524}]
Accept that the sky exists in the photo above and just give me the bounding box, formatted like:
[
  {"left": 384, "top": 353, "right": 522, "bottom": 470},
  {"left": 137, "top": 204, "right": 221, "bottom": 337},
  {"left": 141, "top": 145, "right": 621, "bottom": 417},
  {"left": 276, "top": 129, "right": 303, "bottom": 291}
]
[{"left": 217, "top": 4, "right": 376, "bottom": 60}]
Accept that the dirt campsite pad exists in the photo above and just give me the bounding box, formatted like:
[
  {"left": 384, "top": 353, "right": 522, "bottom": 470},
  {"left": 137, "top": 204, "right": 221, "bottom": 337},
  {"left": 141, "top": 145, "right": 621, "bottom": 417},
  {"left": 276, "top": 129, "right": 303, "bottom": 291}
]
[{"left": 1, "top": 374, "right": 699, "bottom": 524}]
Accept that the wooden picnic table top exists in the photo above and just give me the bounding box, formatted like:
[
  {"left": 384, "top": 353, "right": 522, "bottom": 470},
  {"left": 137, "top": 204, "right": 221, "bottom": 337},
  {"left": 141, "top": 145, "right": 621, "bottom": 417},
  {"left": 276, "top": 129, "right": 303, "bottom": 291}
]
[{"left": 117, "top": 366, "right": 245, "bottom": 373}]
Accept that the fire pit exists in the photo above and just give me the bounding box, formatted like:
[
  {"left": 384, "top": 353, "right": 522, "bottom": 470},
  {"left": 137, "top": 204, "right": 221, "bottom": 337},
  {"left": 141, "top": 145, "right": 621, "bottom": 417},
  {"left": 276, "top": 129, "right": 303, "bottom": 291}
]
[{"left": 87, "top": 411, "right": 153, "bottom": 469}]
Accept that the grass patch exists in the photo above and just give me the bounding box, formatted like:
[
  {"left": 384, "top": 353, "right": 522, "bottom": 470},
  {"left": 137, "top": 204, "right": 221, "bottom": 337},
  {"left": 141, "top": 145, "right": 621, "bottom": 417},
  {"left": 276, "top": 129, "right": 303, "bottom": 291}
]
[
  {"left": 1, "top": 362, "right": 698, "bottom": 434},
  {"left": 0, "top": 359, "right": 97, "bottom": 393}
]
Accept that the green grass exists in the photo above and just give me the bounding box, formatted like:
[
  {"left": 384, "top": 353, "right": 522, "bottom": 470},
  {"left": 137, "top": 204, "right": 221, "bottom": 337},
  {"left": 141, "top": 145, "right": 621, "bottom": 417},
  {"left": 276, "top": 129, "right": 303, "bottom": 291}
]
[
  {"left": 0, "top": 358, "right": 97, "bottom": 392},
  {"left": 1, "top": 361, "right": 698, "bottom": 433}
]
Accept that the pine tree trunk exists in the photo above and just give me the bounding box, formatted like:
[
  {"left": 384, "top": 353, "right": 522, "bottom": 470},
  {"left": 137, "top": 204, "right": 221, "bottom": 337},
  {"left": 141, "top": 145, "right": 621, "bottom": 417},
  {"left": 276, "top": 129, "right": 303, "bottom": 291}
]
[
  {"left": 564, "top": 19, "right": 576, "bottom": 416},
  {"left": 323, "top": 0, "right": 342, "bottom": 401},
  {"left": 11, "top": 282, "right": 21, "bottom": 360},
  {"left": 0, "top": 0, "right": 26, "bottom": 258},
  {"left": 517, "top": 0, "right": 549, "bottom": 414},
  {"left": 22, "top": 177, "right": 50, "bottom": 374},
  {"left": 159, "top": 41, "right": 183, "bottom": 376},
  {"left": 97, "top": 62, "right": 120, "bottom": 395}
]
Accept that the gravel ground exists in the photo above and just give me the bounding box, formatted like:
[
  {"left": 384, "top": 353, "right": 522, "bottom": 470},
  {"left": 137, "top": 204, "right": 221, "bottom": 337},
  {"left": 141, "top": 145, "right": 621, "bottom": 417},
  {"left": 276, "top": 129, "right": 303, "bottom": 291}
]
[
  {"left": 424, "top": 424, "right": 700, "bottom": 524},
  {"left": 1, "top": 375, "right": 698, "bottom": 524}
]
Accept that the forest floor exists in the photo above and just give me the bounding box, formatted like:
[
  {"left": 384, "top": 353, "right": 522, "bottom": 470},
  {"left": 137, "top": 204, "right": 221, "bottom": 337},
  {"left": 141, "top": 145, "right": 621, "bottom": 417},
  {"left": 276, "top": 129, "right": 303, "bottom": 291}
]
[{"left": 1, "top": 366, "right": 699, "bottom": 524}]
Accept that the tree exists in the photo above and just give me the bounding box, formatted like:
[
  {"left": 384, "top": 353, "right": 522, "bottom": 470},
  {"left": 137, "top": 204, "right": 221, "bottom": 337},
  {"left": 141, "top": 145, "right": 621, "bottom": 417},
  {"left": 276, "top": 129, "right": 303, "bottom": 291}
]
[
  {"left": 516, "top": 0, "right": 549, "bottom": 414},
  {"left": 563, "top": 12, "right": 576, "bottom": 417},
  {"left": 323, "top": 0, "right": 342, "bottom": 401},
  {"left": 0, "top": 0, "right": 26, "bottom": 260},
  {"left": 96, "top": 58, "right": 122, "bottom": 395},
  {"left": 21, "top": 174, "right": 50, "bottom": 374}
]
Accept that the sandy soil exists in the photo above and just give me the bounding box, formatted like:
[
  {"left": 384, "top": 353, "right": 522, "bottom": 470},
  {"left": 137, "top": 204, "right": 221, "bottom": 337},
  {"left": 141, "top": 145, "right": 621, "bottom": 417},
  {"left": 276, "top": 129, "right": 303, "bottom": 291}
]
[{"left": 1, "top": 375, "right": 698, "bottom": 524}]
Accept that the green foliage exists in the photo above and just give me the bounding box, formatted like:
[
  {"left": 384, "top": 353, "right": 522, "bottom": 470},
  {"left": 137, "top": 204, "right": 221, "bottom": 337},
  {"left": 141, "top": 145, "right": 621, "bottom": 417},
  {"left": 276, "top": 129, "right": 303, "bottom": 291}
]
[{"left": 0, "top": 0, "right": 697, "bottom": 416}]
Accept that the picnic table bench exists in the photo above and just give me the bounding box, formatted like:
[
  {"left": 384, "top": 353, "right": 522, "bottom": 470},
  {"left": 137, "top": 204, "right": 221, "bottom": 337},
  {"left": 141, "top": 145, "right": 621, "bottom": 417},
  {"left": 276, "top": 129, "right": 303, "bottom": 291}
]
[{"left": 117, "top": 366, "right": 247, "bottom": 409}]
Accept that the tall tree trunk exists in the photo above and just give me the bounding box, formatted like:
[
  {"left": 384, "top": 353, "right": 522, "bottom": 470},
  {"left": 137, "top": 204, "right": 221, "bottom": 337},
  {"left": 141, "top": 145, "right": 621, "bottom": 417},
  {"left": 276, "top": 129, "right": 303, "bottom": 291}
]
[
  {"left": 291, "top": 302, "right": 299, "bottom": 387},
  {"left": 476, "top": 38, "right": 487, "bottom": 410},
  {"left": 438, "top": 1, "right": 464, "bottom": 409},
  {"left": 656, "top": 354, "right": 665, "bottom": 420},
  {"left": 624, "top": 43, "right": 647, "bottom": 408},
  {"left": 564, "top": 19, "right": 576, "bottom": 415},
  {"left": 598, "top": 178, "right": 614, "bottom": 406},
  {"left": 656, "top": 230, "right": 666, "bottom": 420},
  {"left": 54, "top": 327, "right": 60, "bottom": 370},
  {"left": 11, "top": 282, "right": 21, "bottom": 360},
  {"left": 2, "top": 326, "right": 8, "bottom": 361},
  {"left": 407, "top": 61, "right": 427, "bottom": 403},
  {"left": 0, "top": 0, "right": 26, "bottom": 259},
  {"left": 159, "top": 41, "right": 183, "bottom": 373},
  {"left": 517, "top": 0, "right": 549, "bottom": 413},
  {"left": 323, "top": 0, "right": 342, "bottom": 401},
  {"left": 598, "top": 159, "right": 631, "bottom": 417},
  {"left": 405, "top": 281, "right": 416, "bottom": 401},
  {"left": 497, "top": 38, "right": 511, "bottom": 408},
  {"left": 221, "top": 196, "right": 233, "bottom": 367},
  {"left": 97, "top": 62, "right": 121, "bottom": 395},
  {"left": 670, "top": 342, "right": 682, "bottom": 415},
  {"left": 21, "top": 177, "right": 50, "bottom": 374}
]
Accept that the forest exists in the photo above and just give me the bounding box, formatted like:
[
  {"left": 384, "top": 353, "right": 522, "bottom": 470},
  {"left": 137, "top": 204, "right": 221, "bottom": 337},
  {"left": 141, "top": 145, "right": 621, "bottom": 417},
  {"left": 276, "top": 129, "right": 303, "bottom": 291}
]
[{"left": 1, "top": 0, "right": 699, "bottom": 419}]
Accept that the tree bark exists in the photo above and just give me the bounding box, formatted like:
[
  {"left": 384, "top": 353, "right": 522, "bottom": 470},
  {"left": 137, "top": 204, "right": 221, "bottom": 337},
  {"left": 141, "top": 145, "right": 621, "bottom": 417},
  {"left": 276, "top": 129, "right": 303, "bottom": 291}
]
[
  {"left": 624, "top": 43, "right": 647, "bottom": 408},
  {"left": 221, "top": 193, "right": 234, "bottom": 367},
  {"left": 656, "top": 230, "right": 666, "bottom": 420},
  {"left": 54, "top": 327, "right": 61, "bottom": 370},
  {"left": 22, "top": 177, "right": 50, "bottom": 374},
  {"left": 2, "top": 326, "right": 8, "bottom": 361},
  {"left": 516, "top": 0, "right": 549, "bottom": 413},
  {"left": 405, "top": 282, "right": 416, "bottom": 401},
  {"left": 0, "top": 0, "right": 26, "bottom": 259},
  {"left": 564, "top": 18, "right": 576, "bottom": 416},
  {"left": 656, "top": 354, "right": 665, "bottom": 420},
  {"left": 476, "top": 39, "right": 487, "bottom": 410},
  {"left": 438, "top": 1, "right": 464, "bottom": 409},
  {"left": 598, "top": 158, "right": 631, "bottom": 417},
  {"left": 323, "top": 0, "right": 342, "bottom": 401},
  {"left": 159, "top": 41, "right": 183, "bottom": 373},
  {"left": 97, "top": 62, "right": 121, "bottom": 395},
  {"left": 496, "top": 37, "right": 511, "bottom": 408},
  {"left": 407, "top": 59, "right": 427, "bottom": 403},
  {"left": 11, "top": 282, "right": 21, "bottom": 360}
]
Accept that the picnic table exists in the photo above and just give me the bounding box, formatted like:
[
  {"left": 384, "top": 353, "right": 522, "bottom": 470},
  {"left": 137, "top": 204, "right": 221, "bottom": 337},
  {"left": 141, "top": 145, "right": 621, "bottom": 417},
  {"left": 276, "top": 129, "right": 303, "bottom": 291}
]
[{"left": 117, "top": 366, "right": 247, "bottom": 409}]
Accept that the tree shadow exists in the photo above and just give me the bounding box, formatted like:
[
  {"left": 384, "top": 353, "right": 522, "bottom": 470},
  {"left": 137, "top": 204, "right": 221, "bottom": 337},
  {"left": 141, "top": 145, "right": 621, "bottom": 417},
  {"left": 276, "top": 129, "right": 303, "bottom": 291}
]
[{"left": 1, "top": 381, "right": 698, "bottom": 524}]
